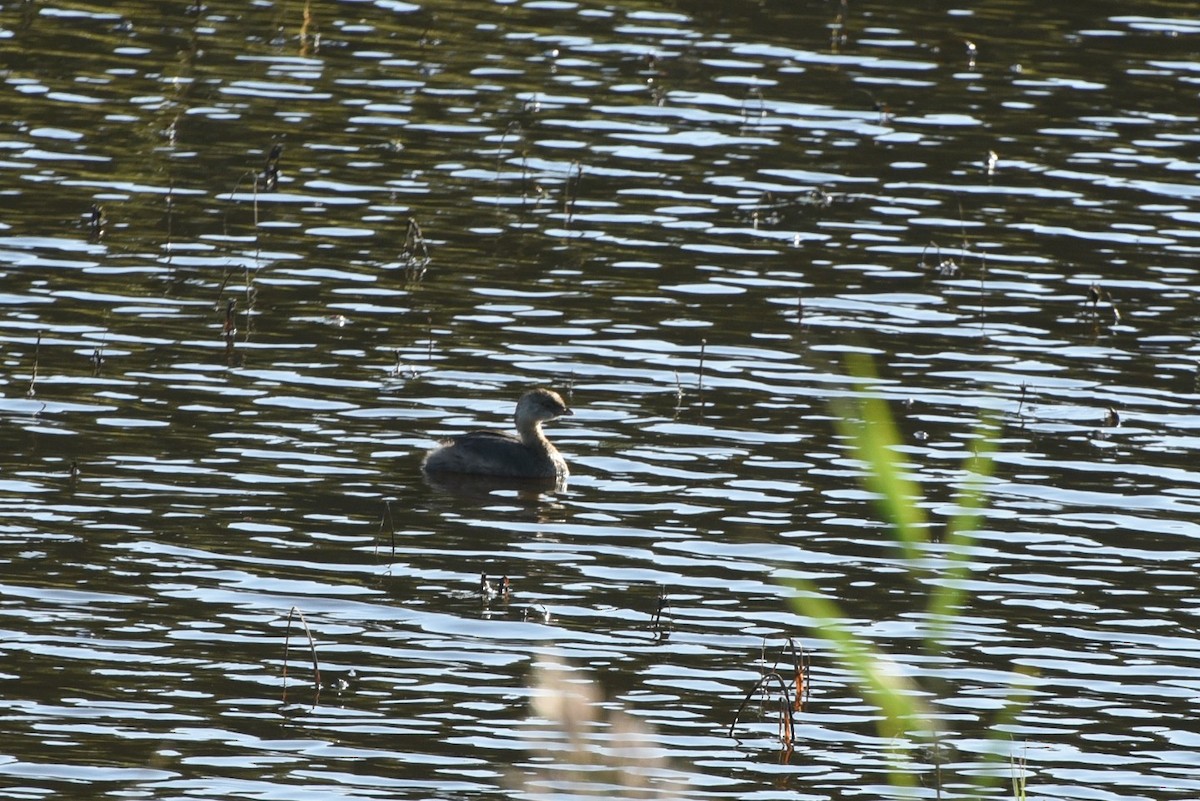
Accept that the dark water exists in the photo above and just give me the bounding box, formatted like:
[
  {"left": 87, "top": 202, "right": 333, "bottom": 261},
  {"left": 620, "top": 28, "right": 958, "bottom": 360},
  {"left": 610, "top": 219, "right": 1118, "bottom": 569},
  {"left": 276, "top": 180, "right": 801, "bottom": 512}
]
[{"left": 3, "top": 1, "right": 1200, "bottom": 798}]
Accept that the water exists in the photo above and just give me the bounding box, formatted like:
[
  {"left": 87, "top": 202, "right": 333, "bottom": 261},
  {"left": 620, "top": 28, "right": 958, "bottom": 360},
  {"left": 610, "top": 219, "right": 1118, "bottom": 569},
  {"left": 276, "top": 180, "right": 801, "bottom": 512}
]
[{"left": 2, "top": 1, "right": 1200, "bottom": 798}]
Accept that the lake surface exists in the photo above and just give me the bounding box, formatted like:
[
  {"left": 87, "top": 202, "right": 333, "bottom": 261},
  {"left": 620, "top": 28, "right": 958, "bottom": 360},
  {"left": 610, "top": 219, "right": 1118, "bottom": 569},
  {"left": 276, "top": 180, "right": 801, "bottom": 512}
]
[{"left": 3, "top": 1, "right": 1200, "bottom": 799}]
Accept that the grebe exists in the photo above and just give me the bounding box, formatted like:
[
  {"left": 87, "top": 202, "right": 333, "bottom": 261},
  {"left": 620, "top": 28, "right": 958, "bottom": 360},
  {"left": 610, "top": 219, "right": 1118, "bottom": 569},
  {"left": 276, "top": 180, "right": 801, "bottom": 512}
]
[{"left": 421, "top": 389, "right": 572, "bottom": 479}]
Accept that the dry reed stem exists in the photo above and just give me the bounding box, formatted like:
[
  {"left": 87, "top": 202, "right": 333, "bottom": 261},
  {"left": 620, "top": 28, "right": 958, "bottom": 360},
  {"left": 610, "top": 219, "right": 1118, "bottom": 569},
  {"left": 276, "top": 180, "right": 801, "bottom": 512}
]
[
  {"left": 729, "top": 637, "right": 807, "bottom": 746},
  {"left": 282, "top": 606, "right": 321, "bottom": 706},
  {"left": 375, "top": 499, "right": 397, "bottom": 559},
  {"left": 523, "top": 656, "right": 686, "bottom": 800},
  {"left": 26, "top": 332, "right": 41, "bottom": 398},
  {"left": 729, "top": 670, "right": 797, "bottom": 744}
]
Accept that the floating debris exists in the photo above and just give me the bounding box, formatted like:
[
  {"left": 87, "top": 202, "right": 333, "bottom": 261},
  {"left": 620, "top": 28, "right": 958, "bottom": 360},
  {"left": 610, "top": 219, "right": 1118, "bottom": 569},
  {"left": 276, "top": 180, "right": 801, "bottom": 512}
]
[
  {"left": 858, "top": 88, "right": 892, "bottom": 123},
  {"left": 87, "top": 203, "right": 106, "bottom": 241},
  {"left": 739, "top": 188, "right": 836, "bottom": 227},
  {"left": 325, "top": 669, "right": 357, "bottom": 695},
  {"left": 741, "top": 87, "right": 766, "bottom": 126},
  {"left": 399, "top": 217, "right": 431, "bottom": 275},
  {"left": 523, "top": 605, "right": 551, "bottom": 623},
  {"left": 481, "top": 573, "right": 511, "bottom": 601},
  {"left": 389, "top": 348, "right": 416, "bottom": 380},
  {"left": 1084, "top": 283, "right": 1121, "bottom": 324},
  {"left": 262, "top": 141, "right": 283, "bottom": 190},
  {"left": 921, "top": 241, "right": 959, "bottom": 277}
]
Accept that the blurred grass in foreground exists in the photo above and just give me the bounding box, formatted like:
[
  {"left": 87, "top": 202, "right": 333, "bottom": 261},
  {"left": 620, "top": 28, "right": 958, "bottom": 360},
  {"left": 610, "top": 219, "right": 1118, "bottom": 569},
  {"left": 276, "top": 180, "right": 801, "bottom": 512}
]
[{"left": 793, "top": 352, "right": 1032, "bottom": 796}]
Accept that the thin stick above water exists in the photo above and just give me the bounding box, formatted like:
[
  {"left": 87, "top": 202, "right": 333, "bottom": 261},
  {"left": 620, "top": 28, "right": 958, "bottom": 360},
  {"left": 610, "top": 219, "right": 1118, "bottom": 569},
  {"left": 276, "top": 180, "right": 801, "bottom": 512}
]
[{"left": 26, "top": 332, "right": 41, "bottom": 399}]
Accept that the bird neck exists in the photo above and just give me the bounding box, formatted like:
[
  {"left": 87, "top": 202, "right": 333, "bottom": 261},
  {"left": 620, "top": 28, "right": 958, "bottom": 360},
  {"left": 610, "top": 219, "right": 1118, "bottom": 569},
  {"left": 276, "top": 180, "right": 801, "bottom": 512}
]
[{"left": 517, "top": 419, "right": 550, "bottom": 450}]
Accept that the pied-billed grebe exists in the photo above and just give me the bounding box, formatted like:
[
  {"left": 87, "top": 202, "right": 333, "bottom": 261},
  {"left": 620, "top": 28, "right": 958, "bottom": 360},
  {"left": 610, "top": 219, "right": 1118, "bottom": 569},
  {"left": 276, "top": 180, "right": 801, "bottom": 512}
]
[{"left": 421, "top": 388, "right": 573, "bottom": 479}]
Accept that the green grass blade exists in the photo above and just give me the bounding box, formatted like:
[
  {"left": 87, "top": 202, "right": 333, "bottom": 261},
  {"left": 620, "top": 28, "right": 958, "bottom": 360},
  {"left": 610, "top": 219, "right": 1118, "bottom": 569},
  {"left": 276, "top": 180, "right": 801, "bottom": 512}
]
[
  {"left": 794, "top": 584, "right": 927, "bottom": 787},
  {"left": 927, "top": 419, "right": 999, "bottom": 651},
  {"left": 836, "top": 352, "right": 927, "bottom": 560}
]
